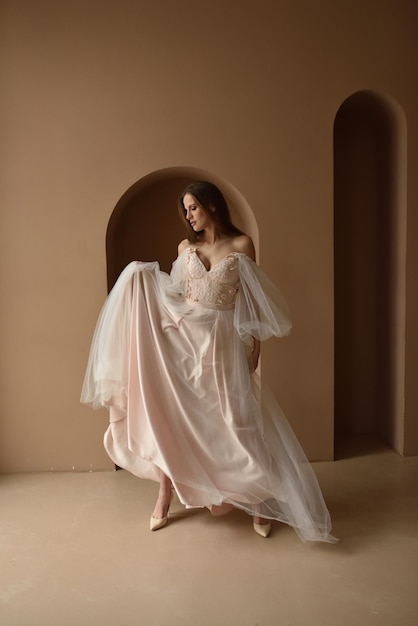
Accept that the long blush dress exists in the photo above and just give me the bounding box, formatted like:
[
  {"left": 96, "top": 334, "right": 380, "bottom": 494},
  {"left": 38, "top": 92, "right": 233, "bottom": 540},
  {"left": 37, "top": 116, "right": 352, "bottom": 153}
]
[{"left": 81, "top": 247, "right": 337, "bottom": 543}]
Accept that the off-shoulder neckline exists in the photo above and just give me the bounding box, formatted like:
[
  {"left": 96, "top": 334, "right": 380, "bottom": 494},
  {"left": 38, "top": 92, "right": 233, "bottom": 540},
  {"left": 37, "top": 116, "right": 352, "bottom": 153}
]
[{"left": 186, "top": 247, "right": 251, "bottom": 272}]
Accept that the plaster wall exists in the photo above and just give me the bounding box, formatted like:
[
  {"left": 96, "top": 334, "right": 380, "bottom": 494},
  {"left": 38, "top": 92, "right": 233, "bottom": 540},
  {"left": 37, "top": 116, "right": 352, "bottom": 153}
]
[{"left": 1, "top": 0, "right": 417, "bottom": 471}]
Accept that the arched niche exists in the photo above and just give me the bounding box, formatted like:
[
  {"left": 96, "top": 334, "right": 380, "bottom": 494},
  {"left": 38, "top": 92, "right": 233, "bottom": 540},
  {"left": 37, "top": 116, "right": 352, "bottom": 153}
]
[
  {"left": 106, "top": 168, "right": 258, "bottom": 471},
  {"left": 334, "top": 90, "right": 407, "bottom": 456},
  {"left": 106, "top": 167, "right": 258, "bottom": 290}
]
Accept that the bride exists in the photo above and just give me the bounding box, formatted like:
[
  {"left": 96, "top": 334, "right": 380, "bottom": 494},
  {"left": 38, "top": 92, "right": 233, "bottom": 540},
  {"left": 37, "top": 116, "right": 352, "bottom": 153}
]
[{"left": 81, "top": 180, "right": 337, "bottom": 543}]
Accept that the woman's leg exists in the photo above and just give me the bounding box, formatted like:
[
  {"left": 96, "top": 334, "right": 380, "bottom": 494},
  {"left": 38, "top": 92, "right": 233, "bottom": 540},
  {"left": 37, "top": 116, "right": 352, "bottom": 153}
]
[
  {"left": 253, "top": 503, "right": 271, "bottom": 537},
  {"left": 253, "top": 514, "right": 270, "bottom": 526},
  {"left": 151, "top": 469, "right": 173, "bottom": 520}
]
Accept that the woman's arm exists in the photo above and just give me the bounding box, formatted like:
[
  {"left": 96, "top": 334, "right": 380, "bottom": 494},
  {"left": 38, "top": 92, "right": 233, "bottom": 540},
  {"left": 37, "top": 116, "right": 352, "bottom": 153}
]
[
  {"left": 236, "top": 237, "right": 260, "bottom": 369},
  {"left": 177, "top": 239, "right": 191, "bottom": 256},
  {"left": 235, "top": 235, "right": 256, "bottom": 261}
]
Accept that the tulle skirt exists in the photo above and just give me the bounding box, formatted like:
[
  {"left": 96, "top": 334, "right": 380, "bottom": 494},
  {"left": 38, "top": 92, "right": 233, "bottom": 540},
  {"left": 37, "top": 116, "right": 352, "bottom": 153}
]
[{"left": 81, "top": 259, "right": 337, "bottom": 543}]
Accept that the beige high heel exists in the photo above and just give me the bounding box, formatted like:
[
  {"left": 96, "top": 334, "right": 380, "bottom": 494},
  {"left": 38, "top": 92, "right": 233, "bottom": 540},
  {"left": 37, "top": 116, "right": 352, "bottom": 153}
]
[
  {"left": 253, "top": 520, "right": 272, "bottom": 538},
  {"left": 150, "top": 490, "right": 174, "bottom": 531}
]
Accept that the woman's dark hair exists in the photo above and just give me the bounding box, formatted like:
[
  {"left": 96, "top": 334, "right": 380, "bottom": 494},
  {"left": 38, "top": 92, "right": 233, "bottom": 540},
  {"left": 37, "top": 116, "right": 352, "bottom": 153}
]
[{"left": 178, "top": 181, "right": 244, "bottom": 242}]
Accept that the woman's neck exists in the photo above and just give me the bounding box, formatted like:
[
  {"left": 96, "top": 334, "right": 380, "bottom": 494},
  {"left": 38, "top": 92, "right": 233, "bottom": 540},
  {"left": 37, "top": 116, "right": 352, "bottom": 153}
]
[{"left": 198, "top": 226, "right": 225, "bottom": 246}]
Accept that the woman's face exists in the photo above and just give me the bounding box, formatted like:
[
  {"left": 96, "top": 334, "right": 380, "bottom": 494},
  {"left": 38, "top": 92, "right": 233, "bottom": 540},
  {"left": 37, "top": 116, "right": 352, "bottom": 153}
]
[{"left": 183, "top": 193, "right": 212, "bottom": 232}]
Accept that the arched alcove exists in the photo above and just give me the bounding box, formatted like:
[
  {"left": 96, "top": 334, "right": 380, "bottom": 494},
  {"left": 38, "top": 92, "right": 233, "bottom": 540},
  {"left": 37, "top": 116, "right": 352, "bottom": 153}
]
[
  {"left": 106, "top": 167, "right": 258, "bottom": 470},
  {"left": 334, "top": 90, "right": 407, "bottom": 457},
  {"left": 106, "top": 167, "right": 258, "bottom": 290}
]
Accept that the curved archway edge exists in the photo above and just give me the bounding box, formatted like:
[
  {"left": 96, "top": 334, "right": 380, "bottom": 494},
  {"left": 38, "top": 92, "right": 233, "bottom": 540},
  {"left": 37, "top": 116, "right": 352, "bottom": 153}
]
[{"left": 106, "top": 166, "right": 259, "bottom": 289}]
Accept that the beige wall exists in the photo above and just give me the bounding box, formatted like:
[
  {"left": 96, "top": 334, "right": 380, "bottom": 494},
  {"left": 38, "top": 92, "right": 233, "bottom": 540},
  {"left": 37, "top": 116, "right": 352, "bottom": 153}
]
[{"left": 1, "top": 0, "right": 417, "bottom": 471}]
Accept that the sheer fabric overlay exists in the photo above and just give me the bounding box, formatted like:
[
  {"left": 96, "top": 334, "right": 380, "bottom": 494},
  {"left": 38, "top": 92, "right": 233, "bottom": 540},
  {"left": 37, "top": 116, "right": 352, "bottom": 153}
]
[{"left": 81, "top": 248, "right": 337, "bottom": 543}]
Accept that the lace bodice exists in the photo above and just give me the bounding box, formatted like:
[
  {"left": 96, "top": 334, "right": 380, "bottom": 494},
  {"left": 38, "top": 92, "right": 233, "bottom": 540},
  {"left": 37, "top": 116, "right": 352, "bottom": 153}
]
[{"left": 184, "top": 248, "right": 240, "bottom": 309}]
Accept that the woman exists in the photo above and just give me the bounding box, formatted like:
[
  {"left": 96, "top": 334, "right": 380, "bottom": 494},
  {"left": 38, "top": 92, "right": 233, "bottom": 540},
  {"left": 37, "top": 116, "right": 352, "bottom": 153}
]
[{"left": 81, "top": 181, "right": 337, "bottom": 542}]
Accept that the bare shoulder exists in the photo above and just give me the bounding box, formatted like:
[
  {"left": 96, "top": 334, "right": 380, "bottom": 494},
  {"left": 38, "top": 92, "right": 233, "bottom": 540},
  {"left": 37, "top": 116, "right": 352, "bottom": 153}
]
[
  {"left": 233, "top": 234, "right": 256, "bottom": 261},
  {"left": 178, "top": 238, "right": 192, "bottom": 255}
]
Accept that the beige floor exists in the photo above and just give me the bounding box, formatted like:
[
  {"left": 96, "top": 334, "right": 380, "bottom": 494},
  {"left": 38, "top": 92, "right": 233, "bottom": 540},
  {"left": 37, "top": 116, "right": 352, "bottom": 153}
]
[{"left": 1, "top": 440, "right": 417, "bottom": 626}]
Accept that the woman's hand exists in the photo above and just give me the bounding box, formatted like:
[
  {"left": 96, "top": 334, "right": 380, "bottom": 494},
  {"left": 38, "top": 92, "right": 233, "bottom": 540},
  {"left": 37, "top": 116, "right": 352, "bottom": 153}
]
[{"left": 251, "top": 338, "right": 260, "bottom": 372}]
